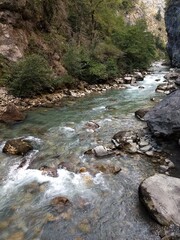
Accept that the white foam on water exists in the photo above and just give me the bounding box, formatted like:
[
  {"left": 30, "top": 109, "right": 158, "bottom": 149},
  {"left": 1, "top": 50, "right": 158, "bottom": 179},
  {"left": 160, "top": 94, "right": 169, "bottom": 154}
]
[
  {"left": 0, "top": 166, "right": 108, "bottom": 208},
  {"left": 25, "top": 136, "right": 43, "bottom": 145},
  {"left": 92, "top": 106, "right": 106, "bottom": 111}
]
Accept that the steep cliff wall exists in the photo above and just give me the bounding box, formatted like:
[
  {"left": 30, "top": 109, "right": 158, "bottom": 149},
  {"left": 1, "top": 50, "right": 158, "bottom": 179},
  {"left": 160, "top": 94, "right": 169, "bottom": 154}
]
[
  {"left": 127, "top": 0, "right": 166, "bottom": 43},
  {"left": 165, "top": 0, "right": 180, "bottom": 67}
]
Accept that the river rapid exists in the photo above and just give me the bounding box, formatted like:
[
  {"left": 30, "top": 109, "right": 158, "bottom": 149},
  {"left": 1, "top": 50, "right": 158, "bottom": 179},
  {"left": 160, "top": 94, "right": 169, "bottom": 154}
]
[{"left": 0, "top": 62, "right": 171, "bottom": 240}]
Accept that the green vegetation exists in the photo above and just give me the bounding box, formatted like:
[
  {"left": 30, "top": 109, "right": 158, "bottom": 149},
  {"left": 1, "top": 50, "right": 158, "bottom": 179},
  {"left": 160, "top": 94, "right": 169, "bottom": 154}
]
[
  {"left": 1, "top": 0, "right": 166, "bottom": 97},
  {"left": 5, "top": 54, "right": 53, "bottom": 98}
]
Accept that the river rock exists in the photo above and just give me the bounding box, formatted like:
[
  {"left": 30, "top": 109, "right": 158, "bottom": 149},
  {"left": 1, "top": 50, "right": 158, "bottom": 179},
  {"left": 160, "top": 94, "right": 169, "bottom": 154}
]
[
  {"left": 92, "top": 145, "right": 113, "bottom": 157},
  {"left": 134, "top": 72, "right": 144, "bottom": 81},
  {"left": 112, "top": 131, "right": 138, "bottom": 149},
  {"left": 3, "top": 138, "right": 33, "bottom": 155},
  {"left": 164, "top": 72, "right": 179, "bottom": 81},
  {"left": 140, "top": 145, "right": 152, "bottom": 152},
  {"left": 39, "top": 165, "right": 58, "bottom": 177},
  {"left": 85, "top": 121, "right": 100, "bottom": 130},
  {"left": 144, "top": 89, "right": 180, "bottom": 138},
  {"left": 156, "top": 83, "right": 175, "bottom": 93},
  {"left": 124, "top": 76, "right": 132, "bottom": 84},
  {"left": 58, "top": 161, "right": 76, "bottom": 172},
  {"left": 50, "top": 196, "right": 71, "bottom": 214},
  {"left": 139, "top": 174, "right": 180, "bottom": 226},
  {"left": 94, "top": 162, "right": 121, "bottom": 174},
  {"left": 135, "top": 109, "right": 149, "bottom": 121},
  {"left": 0, "top": 103, "right": 26, "bottom": 123}
]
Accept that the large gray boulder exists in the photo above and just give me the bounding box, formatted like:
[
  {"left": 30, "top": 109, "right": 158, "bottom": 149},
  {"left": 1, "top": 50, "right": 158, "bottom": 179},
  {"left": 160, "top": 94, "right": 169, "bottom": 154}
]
[
  {"left": 144, "top": 90, "right": 180, "bottom": 138},
  {"left": 139, "top": 174, "right": 180, "bottom": 226},
  {"left": 165, "top": 0, "right": 180, "bottom": 67}
]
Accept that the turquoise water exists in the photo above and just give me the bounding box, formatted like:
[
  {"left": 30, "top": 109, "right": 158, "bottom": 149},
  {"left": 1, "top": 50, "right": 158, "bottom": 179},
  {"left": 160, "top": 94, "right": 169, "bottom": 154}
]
[{"left": 0, "top": 63, "right": 169, "bottom": 240}]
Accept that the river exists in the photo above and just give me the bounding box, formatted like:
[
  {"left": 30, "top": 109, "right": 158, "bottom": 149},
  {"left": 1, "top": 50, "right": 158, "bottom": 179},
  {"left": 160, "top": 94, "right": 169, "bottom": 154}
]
[{"left": 0, "top": 62, "right": 171, "bottom": 240}]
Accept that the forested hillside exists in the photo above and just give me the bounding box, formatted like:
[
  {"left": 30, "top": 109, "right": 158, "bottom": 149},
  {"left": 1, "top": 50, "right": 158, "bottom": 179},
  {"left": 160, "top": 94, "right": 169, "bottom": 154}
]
[{"left": 0, "top": 0, "right": 166, "bottom": 97}]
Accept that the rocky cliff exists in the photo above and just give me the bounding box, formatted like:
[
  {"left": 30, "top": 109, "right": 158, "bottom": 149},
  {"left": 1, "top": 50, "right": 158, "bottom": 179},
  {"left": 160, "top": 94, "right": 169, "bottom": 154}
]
[
  {"left": 127, "top": 0, "right": 166, "bottom": 43},
  {"left": 165, "top": 0, "right": 180, "bottom": 67}
]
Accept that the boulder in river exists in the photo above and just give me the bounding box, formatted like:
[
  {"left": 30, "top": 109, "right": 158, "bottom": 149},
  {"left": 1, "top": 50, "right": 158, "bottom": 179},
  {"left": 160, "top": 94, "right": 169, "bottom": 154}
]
[
  {"left": 0, "top": 103, "right": 26, "bottom": 123},
  {"left": 156, "top": 83, "right": 175, "bottom": 94},
  {"left": 139, "top": 174, "right": 180, "bottom": 226},
  {"left": 144, "top": 89, "right": 180, "bottom": 138},
  {"left": 3, "top": 138, "right": 33, "bottom": 155},
  {"left": 135, "top": 109, "right": 150, "bottom": 121}
]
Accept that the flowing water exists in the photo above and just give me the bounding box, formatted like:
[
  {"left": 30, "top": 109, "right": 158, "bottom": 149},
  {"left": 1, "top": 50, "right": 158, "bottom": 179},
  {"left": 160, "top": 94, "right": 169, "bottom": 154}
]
[{"left": 0, "top": 63, "right": 170, "bottom": 240}]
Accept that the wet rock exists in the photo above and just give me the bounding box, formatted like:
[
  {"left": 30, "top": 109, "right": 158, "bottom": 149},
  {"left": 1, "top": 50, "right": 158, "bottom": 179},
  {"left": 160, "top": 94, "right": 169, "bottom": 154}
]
[
  {"left": 124, "top": 76, "right": 132, "bottom": 84},
  {"left": 159, "top": 165, "right": 169, "bottom": 173},
  {"left": 164, "top": 72, "right": 179, "bottom": 81},
  {"left": 58, "top": 161, "right": 76, "bottom": 172},
  {"left": 92, "top": 145, "right": 113, "bottom": 157},
  {"left": 156, "top": 83, "right": 175, "bottom": 93},
  {"left": 0, "top": 103, "right": 26, "bottom": 123},
  {"left": 50, "top": 196, "right": 71, "bottom": 214},
  {"left": 127, "top": 142, "right": 138, "bottom": 154},
  {"left": 94, "top": 162, "right": 121, "bottom": 174},
  {"left": 139, "top": 174, "right": 180, "bottom": 226},
  {"left": 51, "top": 196, "right": 70, "bottom": 207},
  {"left": 3, "top": 138, "right": 33, "bottom": 155},
  {"left": 140, "top": 145, "right": 152, "bottom": 152},
  {"left": 144, "top": 89, "right": 180, "bottom": 138},
  {"left": 134, "top": 72, "right": 144, "bottom": 81},
  {"left": 39, "top": 165, "right": 58, "bottom": 177},
  {"left": 112, "top": 131, "right": 138, "bottom": 149},
  {"left": 85, "top": 121, "right": 100, "bottom": 130},
  {"left": 139, "top": 139, "right": 149, "bottom": 147},
  {"left": 135, "top": 109, "right": 149, "bottom": 121}
]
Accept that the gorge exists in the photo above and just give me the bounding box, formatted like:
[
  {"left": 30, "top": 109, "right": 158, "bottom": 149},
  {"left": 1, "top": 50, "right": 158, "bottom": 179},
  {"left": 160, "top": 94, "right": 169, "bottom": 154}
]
[{"left": 0, "top": 0, "right": 180, "bottom": 240}]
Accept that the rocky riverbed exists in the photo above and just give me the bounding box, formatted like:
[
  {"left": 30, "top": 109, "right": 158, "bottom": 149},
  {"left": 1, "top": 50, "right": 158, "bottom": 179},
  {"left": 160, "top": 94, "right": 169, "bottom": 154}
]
[{"left": 0, "top": 62, "right": 180, "bottom": 240}]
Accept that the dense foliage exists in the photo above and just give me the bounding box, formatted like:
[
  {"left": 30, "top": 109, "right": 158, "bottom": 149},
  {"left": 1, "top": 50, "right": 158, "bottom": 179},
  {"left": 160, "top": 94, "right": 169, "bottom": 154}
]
[{"left": 5, "top": 54, "right": 53, "bottom": 97}]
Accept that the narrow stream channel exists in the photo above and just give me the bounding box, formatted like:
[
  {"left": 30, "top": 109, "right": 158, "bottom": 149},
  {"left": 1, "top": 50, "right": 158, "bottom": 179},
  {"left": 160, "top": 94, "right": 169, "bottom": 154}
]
[{"left": 0, "top": 62, "right": 170, "bottom": 240}]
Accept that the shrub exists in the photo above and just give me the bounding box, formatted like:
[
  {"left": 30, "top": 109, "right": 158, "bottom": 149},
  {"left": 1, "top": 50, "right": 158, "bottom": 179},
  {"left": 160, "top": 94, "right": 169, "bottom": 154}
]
[
  {"left": 5, "top": 54, "right": 52, "bottom": 98},
  {"left": 52, "top": 74, "right": 78, "bottom": 89}
]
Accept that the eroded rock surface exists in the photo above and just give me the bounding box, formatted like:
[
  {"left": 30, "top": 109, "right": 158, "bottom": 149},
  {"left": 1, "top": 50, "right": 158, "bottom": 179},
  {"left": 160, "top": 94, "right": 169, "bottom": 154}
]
[
  {"left": 3, "top": 138, "right": 33, "bottom": 155},
  {"left": 144, "top": 90, "right": 180, "bottom": 138},
  {"left": 165, "top": 0, "right": 180, "bottom": 67},
  {"left": 139, "top": 174, "right": 180, "bottom": 226}
]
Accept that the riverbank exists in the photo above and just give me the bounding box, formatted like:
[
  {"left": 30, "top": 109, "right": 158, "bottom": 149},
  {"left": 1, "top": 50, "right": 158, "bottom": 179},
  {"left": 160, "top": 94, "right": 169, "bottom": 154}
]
[{"left": 0, "top": 70, "right": 147, "bottom": 115}]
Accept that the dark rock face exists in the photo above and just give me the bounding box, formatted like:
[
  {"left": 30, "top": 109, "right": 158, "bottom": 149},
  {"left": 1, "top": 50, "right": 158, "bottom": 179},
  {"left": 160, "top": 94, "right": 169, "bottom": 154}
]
[
  {"left": 144, "top": 90, "right": 180, "bottom": 138},
  {"left": 165, "top": 0, "right": 180, "bottom": 67},
  {"left": 3, "top": 138, "right": 33, "bottom": 155},
  {"left": 139, "top": 174, "right": 180, "bottom": 226}
]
